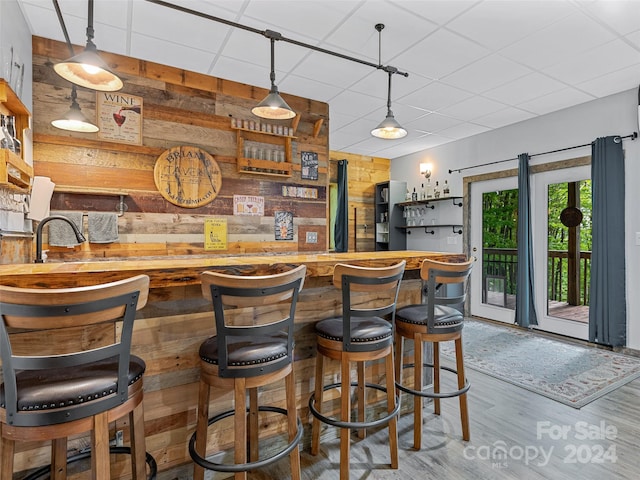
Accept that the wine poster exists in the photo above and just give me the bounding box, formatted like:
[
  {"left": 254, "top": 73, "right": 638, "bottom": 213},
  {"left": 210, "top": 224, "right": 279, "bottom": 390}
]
[{"left": 96, "top": 92, "right": 143, "bottom": 145}]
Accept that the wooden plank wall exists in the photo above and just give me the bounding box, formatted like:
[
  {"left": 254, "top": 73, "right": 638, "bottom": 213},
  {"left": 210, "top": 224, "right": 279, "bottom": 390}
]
[
  {"left": 30, "top": 37, "right": 333, "bottom": 261},
  {"left": 329, "top": 151, "right": 391, "bottom": 253}
]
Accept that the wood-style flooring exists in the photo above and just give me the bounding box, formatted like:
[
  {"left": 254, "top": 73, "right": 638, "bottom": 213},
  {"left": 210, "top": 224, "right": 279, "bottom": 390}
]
[{"left": 163, "top": 339, "right": 639, "bottom": 480}]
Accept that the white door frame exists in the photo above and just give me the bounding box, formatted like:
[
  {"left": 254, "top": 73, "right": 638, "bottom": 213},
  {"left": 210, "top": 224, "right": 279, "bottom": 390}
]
[
  {"left": 532, "top": 166, "right": 589, "bottom": 340},
  {"left": 469, "top": 176, "right": 517, "bottom": 324}
]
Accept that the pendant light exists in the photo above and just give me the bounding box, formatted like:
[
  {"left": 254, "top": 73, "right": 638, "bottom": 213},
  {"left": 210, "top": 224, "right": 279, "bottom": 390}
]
[
  {"left": 371, "top": 70, "right": 407, "bottom": 139},
  {"left": 252, "top": 31, "right": 296, "bottom": 120},
  {"left": 371, "top": 24, "right": 407, "bottom": 140},
  {"left": 51, "top": 85, "right": 99, "bottom": 133},
  {"left": 53, "top": 0, "right": 123, "bottom": 91}
]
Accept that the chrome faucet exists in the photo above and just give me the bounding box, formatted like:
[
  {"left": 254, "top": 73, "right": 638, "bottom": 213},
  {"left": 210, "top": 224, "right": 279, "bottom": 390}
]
[{"left": 35, "top": 215, "right": 86, "bottom": 263}]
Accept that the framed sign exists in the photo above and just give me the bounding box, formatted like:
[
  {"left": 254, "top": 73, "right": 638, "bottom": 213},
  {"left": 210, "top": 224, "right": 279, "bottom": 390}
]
[
  {"left": 275, "top": 211, "right": 294, "bottom": 241},
  {"left": 205, "top": 218, "right": 227, "bottom": 250},
  {"left": 234, "top": 195, "right": 264, "bottom": 216},
  {"left": 153, "top": 146, "right": 222, "bottom": 208},
  {"left": 96, "top": 92, "right": 143, "bottom": 145},
  {"left": 301, "top": 151, "right": 318, "bottom": 180}
]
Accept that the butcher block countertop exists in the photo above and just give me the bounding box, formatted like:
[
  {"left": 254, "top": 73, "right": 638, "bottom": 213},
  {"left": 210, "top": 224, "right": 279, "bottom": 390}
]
[{"left": 0, "top": 250, "right": 466, "bottom": 289}]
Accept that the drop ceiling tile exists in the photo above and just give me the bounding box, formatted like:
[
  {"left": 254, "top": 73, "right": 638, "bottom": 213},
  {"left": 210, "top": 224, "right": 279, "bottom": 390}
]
[
  {"left": 500, "top": 11, "right": 617, "bottom": 70},
  {"left": 292, "top": 51, "right": 373, "bottom": 89},
  {"left": 220, "top": 28, "right": 311, "bottom": 72},
  {"left": 473, "top": 106, "right": 537, "bottom": 129},
  {"left": 625, "top": 29, "right": 640, "bottom": 49},
  {"left": 445, "top": 0, "right": 574, "bottom": 50},
  {"left": 543, "top": 39, "right": 640, "bottom": 85},
  {"left": 241, "top": 0, "right": 355, "bottom": 41},
  {"left": 278, "top": 74, "right": 343, "bottom": 103},
  {"left": 323, "top": 1, "right": 438, "bottom": 63},
  {"left": 208, "top": 55, "right": 270, "bottom": 86},
  {"left": 442, "top": 54, "right": 532, "bottom": 94},
  {"left": 484, "top": 72, "right": 567, "bottom": 106},
  {"left": 577, "top": 0, "right": 640, "bottom": 35},
  {"left": 437, "top": 122, "right": 492, "bottom": 140},
  {"left": 406, "top": 113, "right": 463, "bottom": 133},
  {"left": 327, "top": 90, "right": 381, "bottom": 117},
  {"left": 130, "top": 33, "right": 217, "bottom": 74},
  {"left": 399, "top": 81, "right": 474, "bottom": 112},
  {"left": 364, "top": 103, "right": 431, "bottom": 124},
  {"left": 349, "top": 70, "right": 433, "bottom": 101},
  {"left": 438, "top": 95, "right": 507, "bottom": 122},
  {"left": 577, "top": 63, "right": 640, "bottom": 98},
  {"left": 388, "top": 0, "right": 478, "bottom": 26},
  {"left": 132, "top": 1, "right": 231, "bottom": 54},
  {"left": 392, "top": 29, "right": 490, "bottom": 80},
  {"left": 515, "top": 87, "right": 595, "bottom": 116}
]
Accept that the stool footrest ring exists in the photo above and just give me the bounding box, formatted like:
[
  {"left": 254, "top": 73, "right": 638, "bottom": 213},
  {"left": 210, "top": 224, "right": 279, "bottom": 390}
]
[
  {"left": 396, "top": 362, "right": 470, "bottom": 399},
  {"left": 188, "top": 405, "right": 303, "bottom": 473},
  {"left": 308, "top": 381, "right": 400, "bottom": 430}
]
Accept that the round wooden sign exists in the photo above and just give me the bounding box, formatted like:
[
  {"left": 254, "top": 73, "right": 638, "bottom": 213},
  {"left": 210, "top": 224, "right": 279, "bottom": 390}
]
[
  {"left": 154, "top": 146, "right": 222, "bottom": 208},
  {"left": 560, "top": 207, "right": 583, "bottom": 228}
]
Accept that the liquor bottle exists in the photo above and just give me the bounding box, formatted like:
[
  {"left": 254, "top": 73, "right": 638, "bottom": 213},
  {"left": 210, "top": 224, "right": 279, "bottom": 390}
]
[
  {"left": 411, "top": 187, "right": 418, "bottom": 201},
  {"left": 426, "top": 178, "right": 434, "bottom": 199},
  {"left": 443, "top": 180, "right": 450, "bottom": 197},
  {"left": 6, "top": 116, "right": 20, "bottom": 156},
  {"left": 434, "top": 181, "right": 441, "bottom": 199},
  {"left": 0, "top": 115, "right": 15, "bottom": 153},
  {"left": 420, "top": 183, "right": 426, "bottom": 200}
]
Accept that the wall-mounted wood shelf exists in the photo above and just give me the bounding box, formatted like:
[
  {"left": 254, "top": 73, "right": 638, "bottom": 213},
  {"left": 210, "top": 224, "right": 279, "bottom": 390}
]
[
  {"left": 233, "top": 126, "right": 295, "bottom": 177},
  {"left": 0, "top": 149, "right": 32, "bottom": 191},
  {"left": 1, "top": 79, "right": 32, "bottom": 192},
  {"left": 54, "top": 185, "right": 129, "bottom": 196}
]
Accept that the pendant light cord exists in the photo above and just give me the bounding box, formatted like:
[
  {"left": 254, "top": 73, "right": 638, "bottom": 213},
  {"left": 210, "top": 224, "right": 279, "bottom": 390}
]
[
  {"left": 269, "top": 37, "right": 276, "bottom": 88},
  {"left": 86, "top": 0, "right": 96, "bottom": 50}
]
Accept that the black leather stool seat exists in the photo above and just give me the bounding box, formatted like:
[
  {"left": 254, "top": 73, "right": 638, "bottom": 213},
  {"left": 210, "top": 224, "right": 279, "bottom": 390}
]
[
  {"left": 0, "top": 356, "right": 145, "bottom": 412},
  {"left": 315, "top": 316, "right": 392, "bottom": 344},
  {"left": 396, "top": 305, "right": 463, "bottom": 330},
  {"left": 199, "top": 334, "right": 289, "bottom": 366}
]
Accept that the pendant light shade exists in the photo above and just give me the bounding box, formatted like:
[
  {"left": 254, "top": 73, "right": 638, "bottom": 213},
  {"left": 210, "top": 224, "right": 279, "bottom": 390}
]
[
  {"left": 51, "top": 86, "right": 99, "bottom": 133},
  {"left": 371, "top": 70, "right": 407, "bottom": 140},
  {"left": 53, "top": 0, "right": 123, "bottom": 92},
  {"left": 252, "top": 34, "right": 296, "bottom": 120}
]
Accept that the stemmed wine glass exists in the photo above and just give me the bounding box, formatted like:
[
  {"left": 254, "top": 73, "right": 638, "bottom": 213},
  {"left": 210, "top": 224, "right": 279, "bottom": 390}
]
[{"left": 113, "top": 110, "right": 126, "bottom": 133}]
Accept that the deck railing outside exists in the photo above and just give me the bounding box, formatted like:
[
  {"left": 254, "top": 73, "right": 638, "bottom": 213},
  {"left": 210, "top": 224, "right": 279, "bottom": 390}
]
[{"left": 482, "top": 248, "right": 591, "bottom": 306}]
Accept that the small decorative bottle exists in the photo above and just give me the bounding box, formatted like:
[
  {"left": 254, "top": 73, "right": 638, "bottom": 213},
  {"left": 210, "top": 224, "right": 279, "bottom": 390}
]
[
  {"left": 6, "top": 116, "right": 20, "bottom": 156},
  {"left": 443, "top": 180, "right": 450, "bottom": 198},
  {"left": 426, "top": 178, "right": 434, "bottom": 199},
  {"left": 411, "top": 187, "right": 418, "bottom": 201},
  {"left": 0, "top": 115, "right": 15, "bottom": 153},
  {"left": 420, "top": 183, "right": 426, "bottom": 200},
  {"left": 405, "top": 187, "right": 412, "bottom": 201},
  {"left": 434, "top": 181, "right": 441, "bottom": 199}
]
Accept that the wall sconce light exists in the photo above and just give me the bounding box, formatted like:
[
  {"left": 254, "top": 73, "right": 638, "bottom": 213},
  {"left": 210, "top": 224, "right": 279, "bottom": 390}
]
[
  {"left": 420, "top": 163, "right": 432, "bottom": 178},
  {"left": 51, "top": 85, "right": 99, "bottom": 133},
  {"left": 252, "top": 31, "right": 296, "bottom": 120},
  {"left": 53, "top": 0, "right": 123, "bottom": 92}
]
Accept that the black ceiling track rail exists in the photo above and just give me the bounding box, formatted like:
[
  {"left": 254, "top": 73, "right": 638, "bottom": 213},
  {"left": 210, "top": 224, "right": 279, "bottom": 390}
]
[{"left": 144, "top": 0, "right": 408, "bottom": 78}]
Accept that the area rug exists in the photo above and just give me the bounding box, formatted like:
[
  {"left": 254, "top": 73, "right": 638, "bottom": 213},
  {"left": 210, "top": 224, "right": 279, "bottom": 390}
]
[{"left": 439, "top": 319, "right": 640, "bottom": 408}]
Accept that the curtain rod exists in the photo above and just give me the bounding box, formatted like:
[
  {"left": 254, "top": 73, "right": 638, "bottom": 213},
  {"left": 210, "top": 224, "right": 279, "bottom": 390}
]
[
  {"left": 144, "top": 0, "right": 408, "bottom": 77},
  {"left": 449, "top": 132, "right": 638, "bottom": 174}
]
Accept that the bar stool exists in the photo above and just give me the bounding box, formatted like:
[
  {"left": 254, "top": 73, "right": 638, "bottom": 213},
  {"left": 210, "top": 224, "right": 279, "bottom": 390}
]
[
  {"left": 190, "top": 265, "right": 306, "bottom": 480},
  {"left": 394, "top": 258, "right": 474, "bottom": 449},
  {"left": 0, "top": 275, "right": 151, "bottom": 480},
  {"left": 309, "top": 261, "right": 406, "bottom": 480}
]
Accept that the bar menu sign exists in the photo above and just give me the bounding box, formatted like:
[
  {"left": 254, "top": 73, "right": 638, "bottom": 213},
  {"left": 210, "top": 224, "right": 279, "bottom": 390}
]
[
  {"left": 205, "top": 218, "right": 227, "bottom": 250},
  {"left": 96, "top": 92, "right": 143, "bottom": 145}
]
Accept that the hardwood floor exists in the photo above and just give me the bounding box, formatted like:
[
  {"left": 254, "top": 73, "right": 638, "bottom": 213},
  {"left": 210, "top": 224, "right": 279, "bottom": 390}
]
[{"left": 163, "top": 352, "right": 640, "bottom": 480}]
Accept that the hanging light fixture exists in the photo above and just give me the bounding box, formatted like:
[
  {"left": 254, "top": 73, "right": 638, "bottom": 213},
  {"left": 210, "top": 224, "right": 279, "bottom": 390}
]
[
  {"left": 371, "top": 24, "right": 406, "bottom": 140},
  {"left": 53, "top": 0, "right": 123, "bottom": 91},
  {"left": 371, "top": 69, "right": 407, "bottom": 139},
  {"left": 252, "top": 31, "right": 296, "bottom": 120},
  {"left": 51, "top": 85, "right": 99, "bottom": 133}
]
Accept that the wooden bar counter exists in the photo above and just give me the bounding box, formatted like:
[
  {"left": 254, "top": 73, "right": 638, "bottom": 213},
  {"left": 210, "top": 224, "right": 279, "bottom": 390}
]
[{"left": 0, "top": 250, "right": 464, "bottom": 478}]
